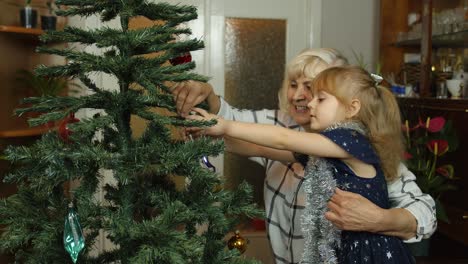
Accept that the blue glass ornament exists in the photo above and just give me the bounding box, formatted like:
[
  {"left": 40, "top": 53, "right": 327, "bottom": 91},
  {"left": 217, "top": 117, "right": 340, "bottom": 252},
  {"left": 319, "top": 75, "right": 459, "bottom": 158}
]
[
  {"left": 63, "top": 203, "right": 85, "bottom": 263},
  {"left": 201, "top": 156, "right": 216, "bottom": 172},
  {"left": 188, "top": 134, "right": 216, "bottom": 172}
]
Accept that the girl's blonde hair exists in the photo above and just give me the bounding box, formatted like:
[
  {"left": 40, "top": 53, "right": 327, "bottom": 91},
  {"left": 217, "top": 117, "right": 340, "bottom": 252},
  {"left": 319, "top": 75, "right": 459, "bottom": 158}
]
[
  {"left": 278, "top": 48, "right": 348, "bottom": 112},
  {"left": 312, "top": 66, "right": 403, "bottom": 182}
]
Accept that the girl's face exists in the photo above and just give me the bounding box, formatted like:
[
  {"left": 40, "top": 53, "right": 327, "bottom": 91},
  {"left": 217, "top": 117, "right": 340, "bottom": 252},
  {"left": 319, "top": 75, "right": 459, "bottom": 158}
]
[
  {"left": 306, "top": 90, "right": 348, "bottom": 131},
  {"left": 287, "top": 75, "right": 314, "bottom": 130}
]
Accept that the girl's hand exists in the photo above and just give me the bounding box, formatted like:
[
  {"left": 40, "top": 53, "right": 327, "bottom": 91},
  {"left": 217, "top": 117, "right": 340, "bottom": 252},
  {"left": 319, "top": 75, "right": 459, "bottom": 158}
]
[{"left": 186, "top": 107, "right": 227, "bottom": 137}]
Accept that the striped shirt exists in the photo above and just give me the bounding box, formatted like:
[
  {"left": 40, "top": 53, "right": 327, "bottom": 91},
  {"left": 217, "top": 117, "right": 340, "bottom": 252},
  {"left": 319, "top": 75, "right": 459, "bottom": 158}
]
[{"left": 218, "top": 98, "right": 437, "bottom": 264}]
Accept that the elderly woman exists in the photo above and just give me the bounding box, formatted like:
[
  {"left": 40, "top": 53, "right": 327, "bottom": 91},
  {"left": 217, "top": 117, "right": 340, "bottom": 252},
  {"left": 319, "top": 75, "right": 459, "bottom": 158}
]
[{"left": 172, "top": 48, "right": 436, "bottom": 264}]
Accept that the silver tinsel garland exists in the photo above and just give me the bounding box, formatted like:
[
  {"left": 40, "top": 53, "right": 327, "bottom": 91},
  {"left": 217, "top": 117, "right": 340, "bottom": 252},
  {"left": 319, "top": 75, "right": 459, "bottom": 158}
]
[
  {"left": 300, "top": 157, "right": 340, "bottom": 264},
  {"left": 300, "top": 122, "right": 367, "bottom": 264}
]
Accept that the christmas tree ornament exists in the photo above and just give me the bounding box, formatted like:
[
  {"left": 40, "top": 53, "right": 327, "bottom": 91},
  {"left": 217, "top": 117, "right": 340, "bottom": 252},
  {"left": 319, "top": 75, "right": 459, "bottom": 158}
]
[
  {"left": 188, "top": 134, "right": 216, "bottom": 172},
  {"left": 169, "top": 52, "right": 192, "bottom": 65},
  {"left": 169, "top": 23, "right": 192, "bottom": 66},
  {"left": 301, "top": 157, "right": 339, "bottom": 264},
  {"left": 201, "top": 156, "right": 216, "bottom": 172},
  {"left": 301, "top": 123, "right": 365, "bottom": 264},
  {"left": 227, "top": 230, "right": 247, "bottom": 254},
  {"left": 63, "top": 203, "right": 85, "bottom": 263},
  {"left": 59, "top": 113, "right": 80, "bottom": 143}
]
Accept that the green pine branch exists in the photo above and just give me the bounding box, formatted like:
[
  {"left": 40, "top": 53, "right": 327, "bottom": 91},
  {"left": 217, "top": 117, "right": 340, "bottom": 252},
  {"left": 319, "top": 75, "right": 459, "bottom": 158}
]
[{"left": 1, "top": 1, "right": 261, "bottom": 263}]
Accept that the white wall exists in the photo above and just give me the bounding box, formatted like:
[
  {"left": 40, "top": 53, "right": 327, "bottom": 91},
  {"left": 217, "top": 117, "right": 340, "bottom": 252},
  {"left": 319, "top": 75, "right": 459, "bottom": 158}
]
[{"left": 320, "top": 0, "right": 380, "bottom": 72}]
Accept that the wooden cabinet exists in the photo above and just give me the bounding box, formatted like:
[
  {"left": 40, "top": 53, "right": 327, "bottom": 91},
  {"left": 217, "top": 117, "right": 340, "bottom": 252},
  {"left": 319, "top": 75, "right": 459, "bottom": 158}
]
[
  {"left": 0, "top": 0, "right": 65, "bottom": 134},
  {"left": 380, "top": 0, "right": 468, "bottom": 257},
  {"left": 380, "top": 0, "right": 466, "bottom": 97},
  {"left": 0, "top": 24, "right": 44, "bottom": 132}
]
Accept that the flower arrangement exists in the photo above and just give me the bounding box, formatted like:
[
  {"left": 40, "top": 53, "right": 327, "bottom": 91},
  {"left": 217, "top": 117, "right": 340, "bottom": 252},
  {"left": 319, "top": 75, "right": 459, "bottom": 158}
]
[{"left": 403, "top": 116, "right": 459, "bottom": 223}]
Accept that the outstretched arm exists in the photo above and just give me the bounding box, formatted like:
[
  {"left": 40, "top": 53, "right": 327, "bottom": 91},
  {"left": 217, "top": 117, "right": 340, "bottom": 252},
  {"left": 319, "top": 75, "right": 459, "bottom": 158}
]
[
  {"left": 188, "top": 108, "right": 350, "bottom": 159},
  {"left": 225, "top": 136, "right": 295, "bottom": 163},
  {"left": 231, "top": 121, "right": 421, "bottom": 239}
]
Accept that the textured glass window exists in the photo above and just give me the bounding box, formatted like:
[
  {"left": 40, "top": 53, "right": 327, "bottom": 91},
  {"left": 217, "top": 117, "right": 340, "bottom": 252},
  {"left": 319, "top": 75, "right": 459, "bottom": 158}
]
[{"left": 224, "top": 18, "right": 286, "bottom": 207}]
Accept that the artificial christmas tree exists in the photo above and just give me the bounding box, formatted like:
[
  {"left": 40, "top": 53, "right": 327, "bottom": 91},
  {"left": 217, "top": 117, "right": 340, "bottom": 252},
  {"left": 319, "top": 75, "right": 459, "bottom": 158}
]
[{"left": 0, "top": 0, "right": 261, "bottom": 263}]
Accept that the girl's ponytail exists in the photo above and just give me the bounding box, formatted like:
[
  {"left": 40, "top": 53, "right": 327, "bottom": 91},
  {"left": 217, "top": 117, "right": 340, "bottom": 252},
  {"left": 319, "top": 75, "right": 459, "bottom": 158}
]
[{"left": 368, "top": 85, "right": 404, "bottom": 182}]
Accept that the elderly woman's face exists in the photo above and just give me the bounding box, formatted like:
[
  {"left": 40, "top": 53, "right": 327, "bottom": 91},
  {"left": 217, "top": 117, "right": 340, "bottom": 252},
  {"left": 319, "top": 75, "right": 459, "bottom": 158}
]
[
  {"left": 286, "top": 61, "right": 329, "bottom": 130},
  {"left": 287, "top": 75, "right": 314, "bottom": 130}
]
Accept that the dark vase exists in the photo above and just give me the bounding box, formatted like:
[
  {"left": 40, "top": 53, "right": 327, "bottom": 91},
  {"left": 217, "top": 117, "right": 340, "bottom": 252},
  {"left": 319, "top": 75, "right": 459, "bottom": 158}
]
[
  {"left": 20, "top": 6, "right": 38, "bottom": 28},
  {"left": 41, "top": 16, "right": 57, "bottom": 30}
]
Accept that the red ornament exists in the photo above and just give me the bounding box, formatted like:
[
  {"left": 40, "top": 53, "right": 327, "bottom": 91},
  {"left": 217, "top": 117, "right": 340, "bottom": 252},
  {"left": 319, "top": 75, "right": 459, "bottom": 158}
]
[
  {"left": 59, "top": 113, "right": 80, "bottom": 143},
  {"left": 169, "top": 52, "right": 192, "bottom": 65},
  {"left": 251, "top": 218, "right": 266, "bottom": 230}
]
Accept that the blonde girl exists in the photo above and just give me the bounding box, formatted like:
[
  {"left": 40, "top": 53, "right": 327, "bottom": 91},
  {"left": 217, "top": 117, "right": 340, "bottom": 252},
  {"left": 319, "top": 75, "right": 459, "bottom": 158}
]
[{"left": 188, "top": 66, "right": 415, "bottom": 264}]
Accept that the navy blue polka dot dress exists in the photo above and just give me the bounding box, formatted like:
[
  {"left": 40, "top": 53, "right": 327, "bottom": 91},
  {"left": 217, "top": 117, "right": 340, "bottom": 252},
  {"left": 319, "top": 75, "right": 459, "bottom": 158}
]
[{"left": 320, "top": 127, "right": 415, "bottom": 264}]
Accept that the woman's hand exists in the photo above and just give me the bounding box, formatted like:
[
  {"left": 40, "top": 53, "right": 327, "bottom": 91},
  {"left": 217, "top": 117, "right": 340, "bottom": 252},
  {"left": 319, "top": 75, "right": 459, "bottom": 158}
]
[
  {"left": 171, "top": 81, "right": 219, "bottom": 117},
  {"left": 186, "top": 108, "right": 227, "bottom": 137},
  {"left": 325, "top": 188, "right": 417, "bottom": 240},
  {"left": 325, "top": 188, "right": 385, "bottom": 232}
]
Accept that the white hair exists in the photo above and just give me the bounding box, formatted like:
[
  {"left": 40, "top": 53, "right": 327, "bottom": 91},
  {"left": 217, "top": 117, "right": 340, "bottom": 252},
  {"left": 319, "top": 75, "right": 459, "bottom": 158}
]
[{"left": 278, "top": 48, "right": 348, "bottom": 112}]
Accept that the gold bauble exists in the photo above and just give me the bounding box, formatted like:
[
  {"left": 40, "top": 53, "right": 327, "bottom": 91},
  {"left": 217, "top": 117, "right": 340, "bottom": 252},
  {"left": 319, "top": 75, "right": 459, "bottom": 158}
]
[{"left": 227, "top": 230, "right": 247, "bottom": 254}]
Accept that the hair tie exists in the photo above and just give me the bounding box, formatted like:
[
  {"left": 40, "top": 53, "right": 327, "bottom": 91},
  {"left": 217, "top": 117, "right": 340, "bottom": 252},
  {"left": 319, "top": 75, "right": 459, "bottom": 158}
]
[
  {"left": 370, "top": 73, "right": 383, "bottom": 85},
  {"left": 370, "top": 73, "right": 383, "bottom": 97}
]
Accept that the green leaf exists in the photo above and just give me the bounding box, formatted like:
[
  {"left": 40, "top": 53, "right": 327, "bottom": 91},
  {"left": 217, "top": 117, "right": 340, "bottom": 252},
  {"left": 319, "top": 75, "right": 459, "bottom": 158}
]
[
  {"left": 435, "top": 199, "right": 450, "bottom": 223},
  {"left": 351, "top": 49, "right": 368, "bottom": 70}
]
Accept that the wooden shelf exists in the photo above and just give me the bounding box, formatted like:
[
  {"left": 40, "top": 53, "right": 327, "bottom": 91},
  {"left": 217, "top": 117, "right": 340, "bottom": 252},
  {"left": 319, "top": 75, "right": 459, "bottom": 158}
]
[
  {"left": 0, "top": 25, "right": 44, "bottom": 43},
  {"left": 398, "top": 97, "right": 468, "bottom": 112},
  {"left": 393, "top": 29, "right": 468, "bottom": 48},
  {"left": 0, "top": 25, "right": 43, "bottom": 36},
  {"left": 0, "top": 126, "right": 54, "bottom": 139}
]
